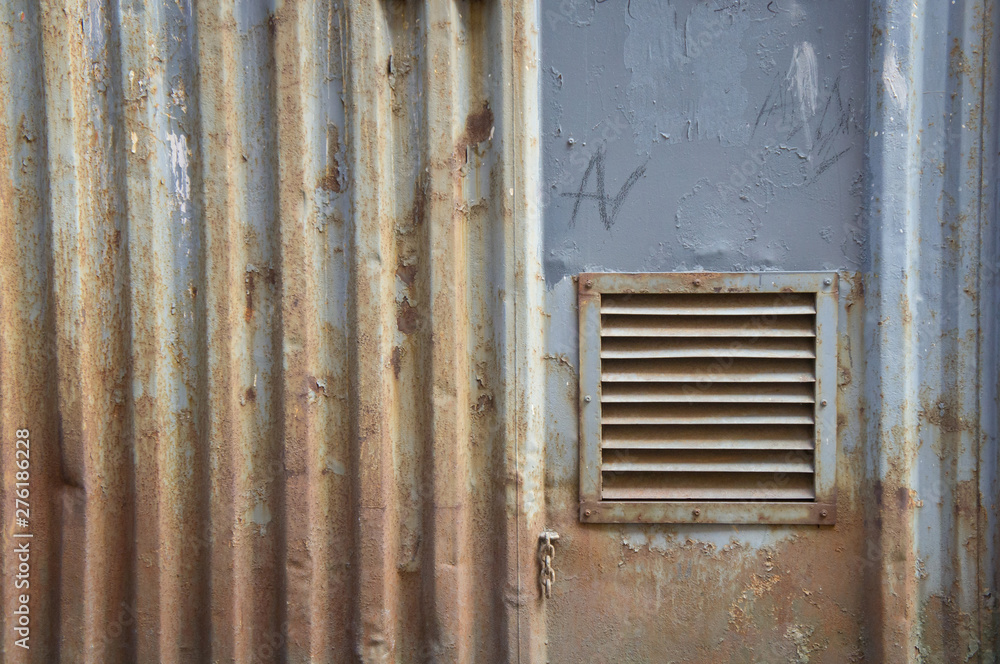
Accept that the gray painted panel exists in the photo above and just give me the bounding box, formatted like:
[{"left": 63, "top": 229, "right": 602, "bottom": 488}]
[{"left": 542, "top": 0, "right": 867, "bottom": 282}]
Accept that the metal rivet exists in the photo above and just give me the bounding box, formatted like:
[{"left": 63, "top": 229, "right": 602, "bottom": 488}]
[
  {"left": 584, "top": 509, "right": 592, "bottom": 517},
  {"left": 824, "top": 278, "right": 832, "bottom": 286},
  {"left": 693, "top": 279, "right": 701, "bottom": 287},
  {"left": 820, "top": 510, "right": 828, "bottom": 518},
  {"left": 585, "top": 279, "right": 593, "bottom": 289},
  {"left": 692, "top": 509, "right": 700, "bottom": 517},
  {"left": 821, "top": 399, "right": 828, "bottom": 407},
  {"left": 584, "top": 395, "right": 592, "bottom": 403}
]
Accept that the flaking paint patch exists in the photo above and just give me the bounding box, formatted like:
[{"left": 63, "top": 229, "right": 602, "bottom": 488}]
[
  {"left": 882, "top": 43, "right": 907, "bottom": 110},
  {"left": 619, "top": 526, "right": 789, "bottom": 555},
  {"left": 249, "top": 501, "right": 272, "bottom": 536},
  {"left": 168, "top": 132, "right": 191, "bottom": 214}
]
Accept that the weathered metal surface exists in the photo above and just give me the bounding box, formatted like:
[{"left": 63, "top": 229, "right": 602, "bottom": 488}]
[
  {"left": 0, "top": 0, "right": 996, "bottom": 661},
  {"left": 1, "top": 0, "right": 542, "bottom": 661},
  {"left": 541, "top": 0, "right": 1000, "bottom": 661}
]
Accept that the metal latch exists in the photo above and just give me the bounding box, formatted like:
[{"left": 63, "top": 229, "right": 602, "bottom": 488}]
[{"left": 538, "top": 530, "right": 559, "bottom": 598}]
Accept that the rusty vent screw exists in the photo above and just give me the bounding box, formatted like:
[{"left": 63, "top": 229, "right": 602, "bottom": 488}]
[
  {"left": 692, "top": 509, "right": 700, "bottom": 517},
  {"left": 820, "top": 510, "right": 828, "bottom": 518},
  {"left": 821, "top": 399, "right": 828, "bottom": 407},
  {"left": 584, "top": 395, "right": 592, "bottom": 403},
  {"left": 584, "top": 509, "right": 592, "bottom": 517},
  {"left": 824, "top": 278, "right": 832, "bottom": 286},
  {"left": 693, "top": 279, "right": 701, "bottom": 287},
  {"left": 585, "top": 279, "right": 593, "bottom": 289}
]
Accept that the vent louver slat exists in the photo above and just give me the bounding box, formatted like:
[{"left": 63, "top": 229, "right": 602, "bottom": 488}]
[
  {"left": 599, "top": 291, "right": 818, "bottom": 502},
  {"left": 602, "top": 314, "right": 816, "bottom": 337},
  {"left": 601, "top": 337, "right": 817, "bottom": 359},
  {"left": 601, "top": 382, "right": 815, "bottom": 403}
]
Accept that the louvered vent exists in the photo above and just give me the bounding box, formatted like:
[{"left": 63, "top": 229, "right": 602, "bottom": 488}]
[
  {"left": 578, "top": 273, "right": 837, "bottom": 525},
  {"left": 600, "top": 292, "right": 817, "bottom": 500}
]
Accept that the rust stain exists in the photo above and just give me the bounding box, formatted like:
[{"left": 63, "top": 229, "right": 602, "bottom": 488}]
[
  {"left": 412, "top": 174, "right": 427, "bottom": 226},
  {"left": 390, "top": 345, "right": 403, "bottom": 379},
  {"left": 473, "top": 393, "right": 494, "bottom": 414},
  {"left": 461, "top": 100, "right": 494, "bottom": 148},
  {"left": 318, "top": 124, "right": 343, "bottom": 192},
  {"left": 395, "top": 260, "right": 417, "bottom": 287},
  {"left": 245, "top": 270, "right": 255, "bottom": 322},
  {"left": 396, "top": 297, "right": 418, "bottom": 335}
]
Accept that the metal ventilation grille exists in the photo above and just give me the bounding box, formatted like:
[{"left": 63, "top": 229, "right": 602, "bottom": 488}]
[
  {"left": 598, "top": 292, "right": 818, "bottom": 501},
  {"left": 578, "top": 273, "right": 837, "bottom": 524}
]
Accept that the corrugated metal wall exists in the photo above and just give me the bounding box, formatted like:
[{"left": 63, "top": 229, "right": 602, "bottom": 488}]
[
  {"left": 1, "top": 0, "right": 543, "bottom": 661},
  {"left": 1, "top": 0, "right": 998, "bottom": 662}
]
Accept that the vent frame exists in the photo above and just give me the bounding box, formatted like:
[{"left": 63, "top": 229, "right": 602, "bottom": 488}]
[{"left": 578, "top": 272, "right": 838, "bottom": 525}]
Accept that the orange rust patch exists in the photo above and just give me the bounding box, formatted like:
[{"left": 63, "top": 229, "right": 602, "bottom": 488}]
[
  {"left": 318, "top": 125, "right": 343, "bottom": 192},
  {"left": 412, "top": 172, "right": 427, "bottom": 226},
  {"left": 461, "top": 101, "right": 493, "bottom": 148},
  {"left": 396, "top": 298, "right": 418, "bottom": 335},
  {"left": 390, "top": 346, "right": 403, "bottom": 379},
  {"left": 245, "top": 271, "right": 255, "bottom": 322},
  {"left": 473, "top": 393, "right": 494, "bottom": 414},
  {"left": 395, "top": 262, "right": 417, "bottom": 287},
  {"left": 318, "top": 172, "right": 341, "bottom": 192},
  {"left": 921, "top": 397, "right": 973, "bottom": 433}
]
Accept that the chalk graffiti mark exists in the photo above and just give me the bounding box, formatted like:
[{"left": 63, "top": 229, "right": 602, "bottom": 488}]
[
  {"left": 752, "top": 72, "right": 853, "bottom": 182},
  {"left": 561, "top": 146, "right": 647, "bottom": 230}
]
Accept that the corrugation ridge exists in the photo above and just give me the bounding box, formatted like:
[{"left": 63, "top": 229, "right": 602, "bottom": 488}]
[
  {"left": 503, "top": 0, "right": 545, "bottom": 659},
  {"left": 345, "top": 1, "right": 400, "bottom": 660},
  {"left": 422, "top": 0, "right": 474, "bottom": 659},
  {"left": 925, "top": 0, "right": 990, "bottom": 652},
  {"left": 184, "top": 0, "right": 213, "bottom": 659},
  {"left": 41, "top": 0, "right": 137, "bottom": 660},
  {"left": 37, "top": 0, "right": 86, "bottom": 658},
  {"left": 160, "top": 0, "right": 210, "bottom": 657},
  {"left": 272, "top": 0, "right": 340, "bottom": 658},
  {"left": 0, "top": 0, "right": 60, "bottom": 659},
  {"left": 117, "top": 0, "right": 165, "bottom": 658},
  {"left": 226, "top": 1, "right": 286, "bottom": 660},
  {"left": 118, "top": 0, "right": 209, "bottom": 656},
  {"left": 192, "top": 0, "right": 239, "bottom": 659},
  {"left": 863, "top": 3, "right": 921, "bottom": 658},
  {"left": 975, "top": 0, "right": 1000, "bottom": 656},
  {"left": 382, "top": 0, "right": 429, "bottom": 657},
  {"left": 315, "top": 1, "right": 355, "bottom": 660},
  {"left": 460, "top": 1, "right": 513, "bottom": 659}
]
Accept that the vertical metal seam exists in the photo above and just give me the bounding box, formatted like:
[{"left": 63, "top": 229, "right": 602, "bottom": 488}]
[
  {"left": 972, "top": 0, "right": 995, "bottom": 652},
  {"left": 509, "top": 0, "right": 521, "bottom": 660}
]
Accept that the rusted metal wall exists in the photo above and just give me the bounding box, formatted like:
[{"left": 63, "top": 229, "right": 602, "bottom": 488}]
[
  {"left": 0, "top": 0, "right": 543, "bottom": 661},
  {"left": 540, "top": 0, "right": 1000, "bottom": 662},
  {"left": 0, "top": 0, "right": 998, "bottom": 662}
]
